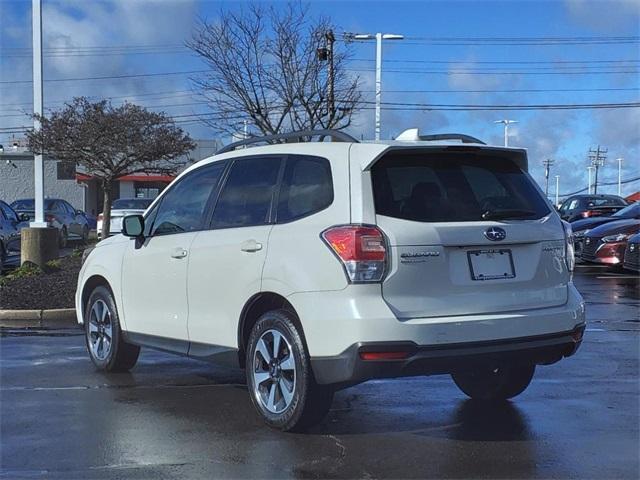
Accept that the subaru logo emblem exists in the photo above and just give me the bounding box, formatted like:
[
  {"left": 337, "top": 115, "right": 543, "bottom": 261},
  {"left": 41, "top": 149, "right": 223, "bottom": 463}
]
[{"left": 484, "top": 227, "right": 507, "bottom": 242}]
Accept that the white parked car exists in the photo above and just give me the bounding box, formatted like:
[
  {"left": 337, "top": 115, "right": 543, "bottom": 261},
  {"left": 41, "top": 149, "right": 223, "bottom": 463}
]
[
  {"left": 97, "top": 197, "right": 153, "bottom": 238},
  {"left": 76, "top": 129, "right": 585, "bottom": 431}
]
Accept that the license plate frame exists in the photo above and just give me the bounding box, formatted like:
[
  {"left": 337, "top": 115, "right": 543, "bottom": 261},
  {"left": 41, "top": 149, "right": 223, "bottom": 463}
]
[{"left": 467, "top": 249, "right": 516, "bottom": 281}]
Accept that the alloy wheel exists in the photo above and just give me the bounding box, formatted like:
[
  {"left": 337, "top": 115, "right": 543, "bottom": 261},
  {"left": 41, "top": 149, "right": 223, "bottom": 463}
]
[
  {"left": 88, "top": 299, "right": 113, "bottom": 361},
  {"left": 252, "top": 329, "right": 297, "bottom": 414}
]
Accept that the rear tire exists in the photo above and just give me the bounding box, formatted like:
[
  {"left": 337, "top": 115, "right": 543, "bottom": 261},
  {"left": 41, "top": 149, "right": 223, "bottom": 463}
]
[
  {"left": 246, "top": 309, "right": 333, "bottom": 432},
  {"left": 452, "top": 365, "right": 535, "bottom": 401},
  {"left": 58, "top": 227, "right": 68, "bottom": 248},
  {"left": 84, "top": 285, "right": 140, "bottom": 372}
]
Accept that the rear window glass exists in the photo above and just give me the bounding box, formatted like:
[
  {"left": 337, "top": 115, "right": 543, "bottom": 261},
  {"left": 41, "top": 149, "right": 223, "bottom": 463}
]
[
  {"left": 112, "top": 198, "right": 153, "bottom": 210},
  {"left": 583, "top": 197, "right": 627, "bottom": 208},
  {"left": 277, "top": 156, "right": 333, "bottom": 223},
  {"left": 371, "top": 154, "right": 550, "bottom": 222}
]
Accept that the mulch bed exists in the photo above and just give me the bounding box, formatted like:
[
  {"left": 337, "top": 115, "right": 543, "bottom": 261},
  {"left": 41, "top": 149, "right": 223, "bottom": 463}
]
[{"left": 0, "top": 255, "right": 82, "bottom": 310}]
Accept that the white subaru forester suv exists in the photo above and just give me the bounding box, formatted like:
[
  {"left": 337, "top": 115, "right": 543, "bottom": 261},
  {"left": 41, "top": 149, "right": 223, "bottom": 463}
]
[{"left": 76, "top": 129, "right": 585, "bottom": 431}]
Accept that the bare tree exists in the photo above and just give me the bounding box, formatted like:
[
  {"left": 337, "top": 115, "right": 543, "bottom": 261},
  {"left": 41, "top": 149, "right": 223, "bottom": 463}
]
[
  {"left": 186, "top": 2, "right": 361, "bottom": 138},
  {"left": 26, "top": 97, "right": 195, "bottom": 238}
]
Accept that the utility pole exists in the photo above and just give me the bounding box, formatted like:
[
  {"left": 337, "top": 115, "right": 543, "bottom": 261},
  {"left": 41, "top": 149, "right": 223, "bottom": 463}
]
[
  {"left": 326, "top": 30, "right": 335, "bottom": 118},
  {"left": 555, "top": 175, "right": 560, "bottom": 206},
  {"left": 617, "top": 158, "right": 623, "bottom": 196},
  {"left": 542, "top": 158, "right": 555, "bottom": 197},
  {"left": 588, "top": 146, "right": 607, "bottom": 194},
  {"left": 587, "top": 166, "right": 594, "bottom": 194},
  {"left": 344, "top": 32, "right": 404, "bottom": 140},
  {"left": 494, "top": 119, "right": 518, "bottom": 147}
]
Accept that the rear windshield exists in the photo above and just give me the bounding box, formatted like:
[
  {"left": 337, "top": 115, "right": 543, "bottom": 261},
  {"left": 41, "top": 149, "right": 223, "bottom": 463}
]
[
  {"left": 112, "top": 198, "right": 153, "bottom": 210},
  {"left": 582, "top": 197, "right": 627, "bottom": 208},
  {"left": 371, "top": 154, "right": 550, "bottom": 222}
]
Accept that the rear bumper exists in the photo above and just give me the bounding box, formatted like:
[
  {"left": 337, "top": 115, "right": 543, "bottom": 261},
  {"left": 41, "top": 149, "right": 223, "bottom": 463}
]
[{"left": 312, "top": 324, "right": 585, "bottom": 386}]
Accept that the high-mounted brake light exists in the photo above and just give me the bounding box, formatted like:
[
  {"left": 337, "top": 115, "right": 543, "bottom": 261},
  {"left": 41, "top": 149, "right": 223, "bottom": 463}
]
[{"left": 322, "top": 225, "right": 387, "bottom": 283}]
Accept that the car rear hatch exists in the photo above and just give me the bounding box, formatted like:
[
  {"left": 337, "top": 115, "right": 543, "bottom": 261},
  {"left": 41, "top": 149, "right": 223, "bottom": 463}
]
[{"left": 367, "top": 146, "right": 569, "bottom": 319}]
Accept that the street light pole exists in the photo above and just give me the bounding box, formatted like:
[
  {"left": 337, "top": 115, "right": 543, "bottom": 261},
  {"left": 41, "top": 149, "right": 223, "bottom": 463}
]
[
  {"left": 617, "top": 158, "right": 623, "bottom": 196},
  {"left": 494, "top": 119, "right": 517, "bottom": 147},
  {"left": 345, "top": 32, "right": 403, "bottom": 140},
  {"left": 555, "top": 175, "right": 560, "bottom": 206},
  {"left": 31, "top": 0, "right": 46, "bottom": 228}
]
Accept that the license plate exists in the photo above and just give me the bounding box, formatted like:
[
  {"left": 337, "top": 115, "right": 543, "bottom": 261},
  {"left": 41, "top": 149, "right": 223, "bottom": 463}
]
[{"left": 467, "top": 249, "right": 515, "bottom": 281}]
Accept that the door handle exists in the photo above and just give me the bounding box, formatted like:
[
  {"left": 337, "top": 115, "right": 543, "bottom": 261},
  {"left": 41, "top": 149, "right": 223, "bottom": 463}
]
[
  {"left": 171, "top": 247, "right": 188, "bottom": 259},
  {"left": 240, "top": 239, "right": 263, "bottom": 253}
]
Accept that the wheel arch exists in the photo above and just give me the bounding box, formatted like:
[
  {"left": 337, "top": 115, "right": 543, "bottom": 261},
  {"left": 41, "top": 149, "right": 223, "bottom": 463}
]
[
  {"left": 80, "top": 275, "right": 113, "bottom": 324},
  {"left": 237, "top": 292, "right": 301, "bottom": 368}
]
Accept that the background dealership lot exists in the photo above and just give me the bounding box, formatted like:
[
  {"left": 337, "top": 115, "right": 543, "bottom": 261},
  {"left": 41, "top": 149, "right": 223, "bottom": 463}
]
[{"left": 1, "top": 264, "right": 638, "bottom": 479}]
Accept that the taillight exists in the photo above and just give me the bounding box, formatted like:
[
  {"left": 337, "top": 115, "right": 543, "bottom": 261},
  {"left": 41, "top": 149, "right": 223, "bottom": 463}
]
[
  {"left": 45, "top": 214, "right": 54, "bottom": 224},
  {"left": 321, "top": 225, "right": 387, "bottom": 283},
  {"left": 581, "top": 210, "right": 593, "bottom": 218}
]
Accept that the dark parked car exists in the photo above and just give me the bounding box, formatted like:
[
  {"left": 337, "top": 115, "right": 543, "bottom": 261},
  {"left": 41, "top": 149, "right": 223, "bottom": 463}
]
[
  {"left": 10, "top": 198, "right": 90, "bottom": 247},
  {"left": 0, "top": 200, "right": 28, "bottom": 270},
  {"left": 558, "top": 194, "right": 628, "bottom": 223},
  {"left": 572, "top": 202, "right": 640, "bottom": 255},
  {"left": 623, "top": 234, "right": 640, "bottom": 273},
  {"left": 581, "top": 219, "right": 640, "bottom": 267}
]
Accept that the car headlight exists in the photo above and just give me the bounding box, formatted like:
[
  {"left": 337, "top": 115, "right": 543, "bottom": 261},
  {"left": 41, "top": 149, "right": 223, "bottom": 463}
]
[
  {"left": 562, "top": 221, "right": 575, "bottom": 272},
  {"left": 573, "top": 230, "right": 588, "bottom": 239},
  {"left": 601, "top": 233, "right": 631, "bottom": 243}
]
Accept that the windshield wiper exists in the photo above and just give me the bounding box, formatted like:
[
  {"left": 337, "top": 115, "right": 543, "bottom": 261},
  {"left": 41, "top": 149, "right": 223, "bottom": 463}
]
[{"left": 482, "top": 209, "right": 538, "bottom": 220}]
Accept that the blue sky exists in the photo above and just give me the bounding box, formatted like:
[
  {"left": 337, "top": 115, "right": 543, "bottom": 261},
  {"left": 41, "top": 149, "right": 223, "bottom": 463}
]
[{"left": 1, "top": 0, "right": 639, "bottom": 196}]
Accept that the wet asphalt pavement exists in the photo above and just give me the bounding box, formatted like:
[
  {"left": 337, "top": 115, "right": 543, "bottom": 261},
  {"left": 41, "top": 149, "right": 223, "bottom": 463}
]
[{"left": 1, "top": 266, "right": 638, "bottom": 479}]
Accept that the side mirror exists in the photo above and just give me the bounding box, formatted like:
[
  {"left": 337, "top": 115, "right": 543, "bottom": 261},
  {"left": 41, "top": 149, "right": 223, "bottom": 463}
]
[
  {"left": 122, "top": 214, "right": 145, "bottom": 238},
  {"left": 75, "top": 209, "right": 84, "bottom": 215},
  {"left": 19, "top": 213, "right": 30, "bottom": 222}
]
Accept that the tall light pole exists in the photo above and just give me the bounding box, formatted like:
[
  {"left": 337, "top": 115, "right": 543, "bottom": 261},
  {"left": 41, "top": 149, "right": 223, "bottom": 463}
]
[
  {"left": 588, "top": 145, "right": 607, "bottom": 194},
  {"left": 587, "top": 166, "right": 594, "bottom": 194},
  {"left": 494, "top": 119, "right": 518, "bottom": 147},
  {"left": 32, "top": 0, "right": 46, "bottom": 228},
  {"left": 555, "top": 175, "right": 560, "bottom": 206},
  {"left": 616, "top": 158, "right": 623, "bottom": 196},
  {"left": 345, "top": 32, "right": 404, "bottom": 140}
]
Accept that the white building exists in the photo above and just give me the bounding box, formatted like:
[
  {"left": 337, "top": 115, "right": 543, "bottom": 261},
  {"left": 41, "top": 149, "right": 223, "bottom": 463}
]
[{"left": 0, "top": 139, "right": 221, "bottom": 216}]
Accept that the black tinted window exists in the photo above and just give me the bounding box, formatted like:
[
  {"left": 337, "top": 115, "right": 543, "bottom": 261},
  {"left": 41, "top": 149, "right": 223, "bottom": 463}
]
[
  {"left": 151, "top": 163, "right": 225, "bottom": 236},
  {"left": 277, "top": 156, "right": 333, "bottom": 222},
  {"left": 372, "top": 154, "right": 550, "bottom": 222},
  {"left": 212, "top": 157, "right": 282, "bottom": 228}
]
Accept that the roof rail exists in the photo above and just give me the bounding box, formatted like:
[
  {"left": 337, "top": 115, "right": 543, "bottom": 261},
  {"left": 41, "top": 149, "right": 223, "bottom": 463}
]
[
  {"left": 217, "top": 129, "right": 359, "bottom": 155},
  {"left": 395, "top": 128, "right": 486, "bottom": 145}
]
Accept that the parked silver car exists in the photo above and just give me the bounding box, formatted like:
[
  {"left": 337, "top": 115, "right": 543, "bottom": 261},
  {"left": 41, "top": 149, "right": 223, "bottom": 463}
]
[{"left": 10, "top": 198, "right": 90, "bottom": 247}]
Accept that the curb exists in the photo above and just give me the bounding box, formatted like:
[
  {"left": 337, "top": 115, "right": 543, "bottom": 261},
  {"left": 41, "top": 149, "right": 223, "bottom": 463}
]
[{"left": 0, "top": 308, "right": 78, "bottom": 328}]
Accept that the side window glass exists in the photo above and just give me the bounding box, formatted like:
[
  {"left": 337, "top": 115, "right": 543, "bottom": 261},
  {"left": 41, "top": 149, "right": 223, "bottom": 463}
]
[
  {"left": 150, "top": 163, "right": 225, "bottom": 236},
  {"left": 0, "top": 203, "right": 16, "bottom": 222},
  {"left": 277, "top": 156, "right": 333, "bottom": 222},
  {"left": 211, "top": 157, "right": 282, "bottom": 228}
]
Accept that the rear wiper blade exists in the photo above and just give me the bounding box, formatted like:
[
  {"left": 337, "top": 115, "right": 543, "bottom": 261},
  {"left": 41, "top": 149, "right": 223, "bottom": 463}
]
[{"left": 482, "top": 209, "right": 538, "bottom": 220}]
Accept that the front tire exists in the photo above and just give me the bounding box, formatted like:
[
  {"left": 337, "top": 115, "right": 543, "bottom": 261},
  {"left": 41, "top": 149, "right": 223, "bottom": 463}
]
[
  {"left": 246, "top": 309, "right": 333, "bottom": 432},
  {"left": 452, "top": 365, "right": 535, "bottom": 401},
  {"left": 84, "top": 285, "right": 140, "bottom": 372}
]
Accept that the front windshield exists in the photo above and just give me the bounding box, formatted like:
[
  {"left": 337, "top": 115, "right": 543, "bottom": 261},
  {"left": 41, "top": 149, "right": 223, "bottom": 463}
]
[
  {"left": 613, "top": 202, "right": 640, "bottom": 217},
  {"left": 10, "top": 199, "right": 55, "bottom": 210},
  {"left": 112, "top": 198, "right": 153, "bottom": 210}
]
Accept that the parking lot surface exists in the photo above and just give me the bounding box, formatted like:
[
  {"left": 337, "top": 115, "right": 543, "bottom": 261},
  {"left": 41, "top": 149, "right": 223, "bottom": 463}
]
[{"left": 1, "top": 266, "right": 638, "bottom": 479}]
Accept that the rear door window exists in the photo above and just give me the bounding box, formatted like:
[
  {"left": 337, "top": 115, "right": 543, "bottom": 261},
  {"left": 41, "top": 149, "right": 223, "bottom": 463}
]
[
  {"left": 372, "top": 153, "right": 550, "bottom": 222},
  {"left": 276, "top": 156, "right": 333, "bottom": 223},
  {"left": 211, "top": 156, "right": 282, "bottom": 228}
]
